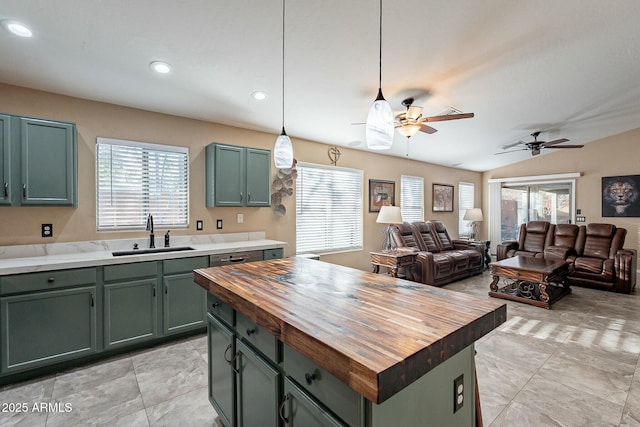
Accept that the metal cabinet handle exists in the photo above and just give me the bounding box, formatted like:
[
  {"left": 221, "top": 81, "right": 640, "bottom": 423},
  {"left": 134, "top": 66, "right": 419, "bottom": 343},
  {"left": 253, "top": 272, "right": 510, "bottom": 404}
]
[
  {"left": 240, "top": 192, "right": 243, "bottom": 202},
  {"left": 90, "top": 294, "right": 94, "bottom": 307},
  {"left": 305, "top": 372, "right": 317, "bottom": 385},
  {"left": 279, "top": 394, "right": 290, "bottom": 423},
  {"left": 22, "top": 184, "right": 26, "bottom": 198},
  {"left": 224, "top": 344, "right": 233, "bottom": 363},
  {"left": 246, "top": 328, "right": 256, "bottom": 336},
  {"left": 211, "top": 302, "right": 220, "bottom": 309},
  {"left": 248, "top": 193, "right": 251, "bottom": 203},
  {"left": 3, "top": 182, "right": 7, "bottom": 197},
  {"left": 47, "top": 277, "right": 55, "bottom": 284}
]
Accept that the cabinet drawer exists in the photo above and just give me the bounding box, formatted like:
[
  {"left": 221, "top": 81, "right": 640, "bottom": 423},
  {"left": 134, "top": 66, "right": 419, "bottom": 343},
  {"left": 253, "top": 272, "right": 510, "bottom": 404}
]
[
  {"left": 284, "top": 344, "right": 361, "bottom": 427},
  {"left": 163, "top": 256, "right": 208, "bottom": 275},
  {"left": 0, "top": 267, "right": 96, "bottom": 295},
  {"left": 237, "top": 311, "right": 281, "bottom": 364},
  {"left": 207, "top": 293, "right": 234, "bottom": 327},
  {"left": 104, "top": 261, "right": 158, "bottom": 282},
  {"left": 263, "top": 248, "right": 283, "bottom": 260}
]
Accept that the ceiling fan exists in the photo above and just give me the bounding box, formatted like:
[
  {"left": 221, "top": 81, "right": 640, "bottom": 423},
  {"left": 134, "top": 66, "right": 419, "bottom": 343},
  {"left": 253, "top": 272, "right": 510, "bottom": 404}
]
[
  {"left": 495, "top": 131, "right": 584, "bottom": 156},
  {"left": 394, "top": 97, "right": 475, "bottom": 138}
]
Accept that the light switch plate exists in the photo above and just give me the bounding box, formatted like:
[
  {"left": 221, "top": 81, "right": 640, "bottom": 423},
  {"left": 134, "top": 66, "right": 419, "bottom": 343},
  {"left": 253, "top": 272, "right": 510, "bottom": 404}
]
[
  {"left": 237, "top": 213, "right": 244, "bottom": 224},
  {"left": 216, "top": 219, "right": 223, "bottom": 229},
  {"left": 196, "top": 220, "right": 203, "bottom": 231}
]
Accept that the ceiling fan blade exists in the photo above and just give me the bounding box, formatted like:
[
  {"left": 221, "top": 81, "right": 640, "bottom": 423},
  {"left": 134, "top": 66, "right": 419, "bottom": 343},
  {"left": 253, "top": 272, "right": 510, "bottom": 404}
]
[
  {"left": 419, "top": 124, "right": 438, "bottom": 134},
  {"left": 546, "top": 144, "right": 584, "bottom": 149},
  {"left": 406, "top": 106, "right": 423, "bottom": 120},
  {"left": 494, "top": 148, "right": 526, "bottom": 155},
  {"left": 501, "top": 140, "right": 525, "bottom": 149},
  {"left": 541, "top": 138, "right": 569, "bottom": 147},
  {"left": 425, "top": 112, "right": 474, "bottom": 122}
]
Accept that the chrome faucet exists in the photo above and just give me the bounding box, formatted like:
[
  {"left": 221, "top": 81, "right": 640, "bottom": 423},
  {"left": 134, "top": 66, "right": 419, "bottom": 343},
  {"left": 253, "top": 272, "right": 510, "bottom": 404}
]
[{"left": 146, "top": 214, "right": 155, "bottom": 248}]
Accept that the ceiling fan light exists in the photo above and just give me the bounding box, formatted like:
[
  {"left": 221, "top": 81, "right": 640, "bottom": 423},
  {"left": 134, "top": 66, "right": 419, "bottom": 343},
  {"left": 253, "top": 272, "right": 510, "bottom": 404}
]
[
  {"left": 274, "top": 128, "right": 294, "bottom": 168},
  {"left": 397, "top": 124, "right": 421, "bottom": 138},
  {"left": 366, "top": 90, "right": 394, "bottom": 150}
]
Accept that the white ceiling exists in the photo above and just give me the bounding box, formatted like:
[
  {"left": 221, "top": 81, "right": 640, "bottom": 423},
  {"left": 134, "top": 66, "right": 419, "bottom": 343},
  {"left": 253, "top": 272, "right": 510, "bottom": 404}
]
[{"left": 1, "top": 1, "right": 639, "bottom": 171}]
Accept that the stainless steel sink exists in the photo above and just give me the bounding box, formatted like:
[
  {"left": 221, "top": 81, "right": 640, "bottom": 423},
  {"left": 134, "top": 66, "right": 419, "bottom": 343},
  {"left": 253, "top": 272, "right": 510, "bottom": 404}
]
[{"left": 112, "top": 246, "right": 195, "bottom": 257}]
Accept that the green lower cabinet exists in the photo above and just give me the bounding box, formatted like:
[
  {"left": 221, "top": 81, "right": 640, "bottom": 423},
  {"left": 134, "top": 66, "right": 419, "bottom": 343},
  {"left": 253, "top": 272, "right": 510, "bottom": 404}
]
[
  {"left": 0, "top": 286, "right": 97, "bottom": 373},
  {"left": 104, "top": 278, "right": 158, "bottom": 349},
  {"left": 162, "top": 256, "right": 208, "bottom": 335},
  {"left": 283, "top": 378, "right": 347, "bottom": 427},
  {"left": 208, "top": 313, "right": 236, "bottom": 427},
  {"left": 236, "top": 339, "right": 282, "bottom": 427}
]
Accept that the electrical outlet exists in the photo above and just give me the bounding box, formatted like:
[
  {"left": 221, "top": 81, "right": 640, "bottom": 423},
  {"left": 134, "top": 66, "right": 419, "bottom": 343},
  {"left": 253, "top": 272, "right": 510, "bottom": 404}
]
[
  {"left": 42, "top": 224, "right": 53, "bottom": 238},
  {"left": 576, "top": 216, "right": 586, "bottom": 222},
  {"left": 216, "top": 219, "right": 223, "bottom": 229},
  {"left": 453, "top": 374, "right": 464, "bottom": 413},
  {"left": 237, "top": 213, "right": 244, "bottom": 224},
  {"left": 196, "top": 220, "right": 203, "bottom": 231}
]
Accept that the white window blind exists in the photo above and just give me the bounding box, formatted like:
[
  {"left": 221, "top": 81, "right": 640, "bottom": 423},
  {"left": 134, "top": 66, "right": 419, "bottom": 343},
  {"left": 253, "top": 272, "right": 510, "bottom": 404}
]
[
  {"left": 401, "top": 175, "right": 424, "bottom": 223},
  {"left": 96, "top": 137, "right": 189, "bottom": 230},
  {"left": 458, "top": 182, "right": 475, "bottom": 237},
  {"left": 296, "top": 163, "right": 363, "bottom": 254}
]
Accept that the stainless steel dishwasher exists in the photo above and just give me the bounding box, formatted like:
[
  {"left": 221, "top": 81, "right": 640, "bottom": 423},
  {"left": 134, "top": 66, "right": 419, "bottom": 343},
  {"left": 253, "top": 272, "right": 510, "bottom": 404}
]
[{"left": 209, "top": 250, "right": 263, "bottom": 267}]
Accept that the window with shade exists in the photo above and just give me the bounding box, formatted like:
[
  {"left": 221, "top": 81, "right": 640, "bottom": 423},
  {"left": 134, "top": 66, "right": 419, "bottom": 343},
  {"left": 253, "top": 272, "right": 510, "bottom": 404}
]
[
  {"left": 296, "top": 163, "right": 363, "bottom": 254},
  {"left": 401, "top": 175, "right": 424, "bottom": 223},
  {"left": 458, "top": 182, "right": 475, "bottom": 237},
  {"left": 96, "top": 137, "right": 189, "bottom": 230}
]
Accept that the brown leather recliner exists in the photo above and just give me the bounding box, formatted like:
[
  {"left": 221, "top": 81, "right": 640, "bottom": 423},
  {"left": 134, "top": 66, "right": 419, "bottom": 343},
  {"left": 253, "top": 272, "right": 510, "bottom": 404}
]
[
  {"left": 544, "top": 223, "right": 579, "bottom": 260},
  {"left": 496, "top": 221, "right": 555, "bottom": 260},
  {"left": 567, "top": 223, "right": 636, "bottom": 293}
]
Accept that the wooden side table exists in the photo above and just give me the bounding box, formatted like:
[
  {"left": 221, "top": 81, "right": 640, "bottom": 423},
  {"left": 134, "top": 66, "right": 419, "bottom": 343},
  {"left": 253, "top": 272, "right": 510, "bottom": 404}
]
[
  {"left": 370, "top": 250, "right": 417, "bottom": 280},
  {"left": 469, "top": 240, "right": 491, "bottom": 270}
]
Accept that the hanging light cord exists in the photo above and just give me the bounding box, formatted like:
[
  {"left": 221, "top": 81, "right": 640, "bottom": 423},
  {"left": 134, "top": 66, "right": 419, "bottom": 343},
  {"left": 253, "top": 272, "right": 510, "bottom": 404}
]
[
  {"left": 378, "top": 0, "right": 382, "bottom": 90},
  {"left": 281, "top": 0, "right": 286, "bottom": 132}
]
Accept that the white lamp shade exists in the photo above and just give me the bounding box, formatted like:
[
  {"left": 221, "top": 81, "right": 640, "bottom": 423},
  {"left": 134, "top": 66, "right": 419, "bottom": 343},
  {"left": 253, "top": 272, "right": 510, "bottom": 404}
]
[
  {"left": 274, "top": 132, "right": 294, "bottom": 168},
  {"left": 376, "top": 205, "right": 403, "bottom": 224},
  {"left": 463, "top": 208, "right": 484, "bottom": 222},
  {"left": 365, "top": 98, "right": 394, "bottom": 150}
]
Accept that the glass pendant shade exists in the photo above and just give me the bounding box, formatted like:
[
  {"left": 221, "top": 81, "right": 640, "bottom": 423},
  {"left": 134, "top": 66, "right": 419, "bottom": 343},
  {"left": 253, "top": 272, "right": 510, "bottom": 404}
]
[
  {"left": 274, "top": 127, "right": 294, "bottom": 168},
  {"left": 366, "top": 89, "right": 395, "bottom": 150},
  {"left": 397, "top": 124, "right": 421, "bottom": 138}
]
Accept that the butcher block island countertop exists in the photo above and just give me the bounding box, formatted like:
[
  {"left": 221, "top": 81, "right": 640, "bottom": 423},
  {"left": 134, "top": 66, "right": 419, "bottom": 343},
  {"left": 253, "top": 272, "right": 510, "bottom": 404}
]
[{"left": 194, "top": 256, "right": 506, "bottom": 406}]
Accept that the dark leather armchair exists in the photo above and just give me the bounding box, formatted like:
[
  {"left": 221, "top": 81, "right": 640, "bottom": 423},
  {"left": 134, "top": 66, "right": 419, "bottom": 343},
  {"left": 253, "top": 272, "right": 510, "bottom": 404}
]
[
  {"left": 567, "top": 223, "right": 637, "bottom": 293},
  {"left": 544, "top": 224, "right": 579, "bottom": 260},
  {"left": 496, "top": 221, "right": 554, "bottom": 260}
]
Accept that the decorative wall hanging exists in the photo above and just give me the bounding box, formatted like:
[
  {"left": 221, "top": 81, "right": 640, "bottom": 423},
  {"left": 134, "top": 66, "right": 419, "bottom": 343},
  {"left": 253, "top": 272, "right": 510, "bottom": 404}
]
[
  {"left": 272, "top": 159, "right": 297, "bottom": 216},
  {"left": 432, "top": 183, "right": 454, "bottom": 212},
  {"left": 602, "top": 175, "right": 640, "bottom": 217},
  {"left": 369, "top": 179, "right": 395, "bottom": 213},
  {"left": 328, "top": 146, "right": 341, "bottom": 165}
]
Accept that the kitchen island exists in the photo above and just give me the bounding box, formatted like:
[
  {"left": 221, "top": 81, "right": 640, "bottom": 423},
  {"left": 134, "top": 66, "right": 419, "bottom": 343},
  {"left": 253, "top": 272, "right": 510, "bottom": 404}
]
[{"left": 194, "top": 257, "right": 506, "bottom": 426}]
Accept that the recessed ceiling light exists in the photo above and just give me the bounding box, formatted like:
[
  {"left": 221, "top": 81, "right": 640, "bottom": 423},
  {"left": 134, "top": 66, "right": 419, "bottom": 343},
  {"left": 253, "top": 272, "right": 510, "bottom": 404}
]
[
  {"left": 1, "top": 20, "right": 33, "bottom": 38},
  {"left": 251, "top": 91, "right": 267, "bottom": 101},
  {"left": 149, "top": 61, "right": 171, "bottom": 74}
]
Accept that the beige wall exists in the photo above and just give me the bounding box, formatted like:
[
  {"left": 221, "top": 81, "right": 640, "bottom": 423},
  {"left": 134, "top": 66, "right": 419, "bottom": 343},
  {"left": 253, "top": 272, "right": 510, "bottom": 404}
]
[
  {"left": 483, "top": 128, "right": 640, "bottom": 255},
  {"left": 0, "top": 84, "right": 482, "bottom": 271}
]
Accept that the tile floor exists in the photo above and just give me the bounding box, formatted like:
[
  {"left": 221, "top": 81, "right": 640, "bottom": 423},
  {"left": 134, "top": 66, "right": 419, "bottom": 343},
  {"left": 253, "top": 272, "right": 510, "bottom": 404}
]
[{"left": 1, "top": 270, "right": 639, "bottom": 426}]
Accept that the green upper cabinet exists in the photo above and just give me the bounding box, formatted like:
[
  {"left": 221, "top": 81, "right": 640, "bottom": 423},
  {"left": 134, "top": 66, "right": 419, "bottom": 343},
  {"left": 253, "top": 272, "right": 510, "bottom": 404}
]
[
  {"left": 20, "top": 117, "right": 77, "bottom": 206},
  {"left": 0, "top": 114, "right": 11, "bottom": 205},
  {"left": 206, "top": 143, "right": 271, "bottom": 207},
  {"left": 0, "top": 113, "right": 77, "bottom": 207}
]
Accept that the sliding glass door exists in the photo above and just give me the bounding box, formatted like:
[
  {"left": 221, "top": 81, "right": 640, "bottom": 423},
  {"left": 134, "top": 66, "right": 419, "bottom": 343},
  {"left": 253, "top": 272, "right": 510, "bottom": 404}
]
[{"left": 501, "top": 182, "right": 573, "bottom": 241}]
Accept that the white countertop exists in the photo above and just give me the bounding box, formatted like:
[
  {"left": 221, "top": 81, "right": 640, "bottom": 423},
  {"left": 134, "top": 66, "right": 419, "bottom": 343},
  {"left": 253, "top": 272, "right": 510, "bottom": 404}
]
[{"left": 0, "top": 232, "right": 287, "bottom": 276}]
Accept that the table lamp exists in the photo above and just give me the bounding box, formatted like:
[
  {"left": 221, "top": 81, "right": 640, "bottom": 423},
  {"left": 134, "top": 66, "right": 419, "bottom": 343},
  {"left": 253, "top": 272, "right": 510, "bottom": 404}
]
[
  {"left": 376, "top": 206, "right": 404, "bottom": 252},
  {"left": 463, "top": 208, "right": 484, "bottom": 240}
]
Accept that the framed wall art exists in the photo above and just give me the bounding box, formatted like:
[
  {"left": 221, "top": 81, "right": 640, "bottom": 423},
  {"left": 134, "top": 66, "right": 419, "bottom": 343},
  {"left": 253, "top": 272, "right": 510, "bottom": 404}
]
[
  {"left": 369, "top": 179, "right": 395, "bottom": 213},
  {"left": 432, "top": 183, "right": 454, "bottom": 212},
  {"left": 602, "top": 175, "right": 640, "bottom": 217}
]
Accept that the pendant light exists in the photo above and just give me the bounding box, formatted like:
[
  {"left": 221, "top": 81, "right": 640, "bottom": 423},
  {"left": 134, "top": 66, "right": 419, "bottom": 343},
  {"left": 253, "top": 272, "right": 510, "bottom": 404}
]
[
  {"left": 273, "top": 0, "right": 294, "bottom": 168},
  {"left": 365, "top": 0, "right": 394, "bottom": 150}
]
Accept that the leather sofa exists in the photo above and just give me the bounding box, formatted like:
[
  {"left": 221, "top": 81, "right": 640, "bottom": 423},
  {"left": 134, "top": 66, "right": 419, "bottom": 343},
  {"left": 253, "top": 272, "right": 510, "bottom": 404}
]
[
  {"left": 390, "top": 221, "right": 484, "bottom": 286},
  {"left": 497, "top": 221, "right": 637, "bottom": 294}
]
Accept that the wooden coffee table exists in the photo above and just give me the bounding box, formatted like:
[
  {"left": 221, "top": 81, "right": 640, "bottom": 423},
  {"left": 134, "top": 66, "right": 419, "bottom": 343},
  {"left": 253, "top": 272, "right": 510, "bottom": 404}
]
[{"left": 489, "top": 256, "right": 570, "bottom": 309}]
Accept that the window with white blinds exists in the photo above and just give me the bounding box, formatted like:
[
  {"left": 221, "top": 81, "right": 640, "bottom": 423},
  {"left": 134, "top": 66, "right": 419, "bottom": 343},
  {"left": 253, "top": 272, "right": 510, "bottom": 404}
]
[
  {"left": 401, "top": 175, "right": 424, "bottom": 223},
  {"left": 296, "top": 163, "right": 363, "bottom": 254},
  {"left": 96, "top": 137, "right": 189, "bottom": 230},
  {"left": 458, "top": 182, "right": 475, "bottom": 237}
]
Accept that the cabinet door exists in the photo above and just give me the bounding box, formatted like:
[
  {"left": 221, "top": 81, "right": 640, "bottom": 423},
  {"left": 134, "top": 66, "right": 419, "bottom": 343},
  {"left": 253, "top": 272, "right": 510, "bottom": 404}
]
[
  {"left": 236, "top": 339, "right": 281, "bottom": 427},
  {"left": 282, "top": 378, "right": 347, "bottom": 427},
  {"left": 245, "top": 148, "right": 271, "bottom": 207},
  {"left": 104, "top": 279, "right": 158, "bottom": 350},
  {"left": 163, "top": 272, "right": 207, "bottom": 335},
  {"left": 20, "top": 117, "right": 77, "bottom": 206},
  {"left": 0, "top": 114, "right": 10, "bottom": 205},
  {"left": 0, "top": 286, "right": 97, "bottom": 373},
  {"left": 208, "top": 144, "right": 244, "bottom": 207},
  {"left": 208, "top": 314, "right": 236, "bottom": 427}
]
